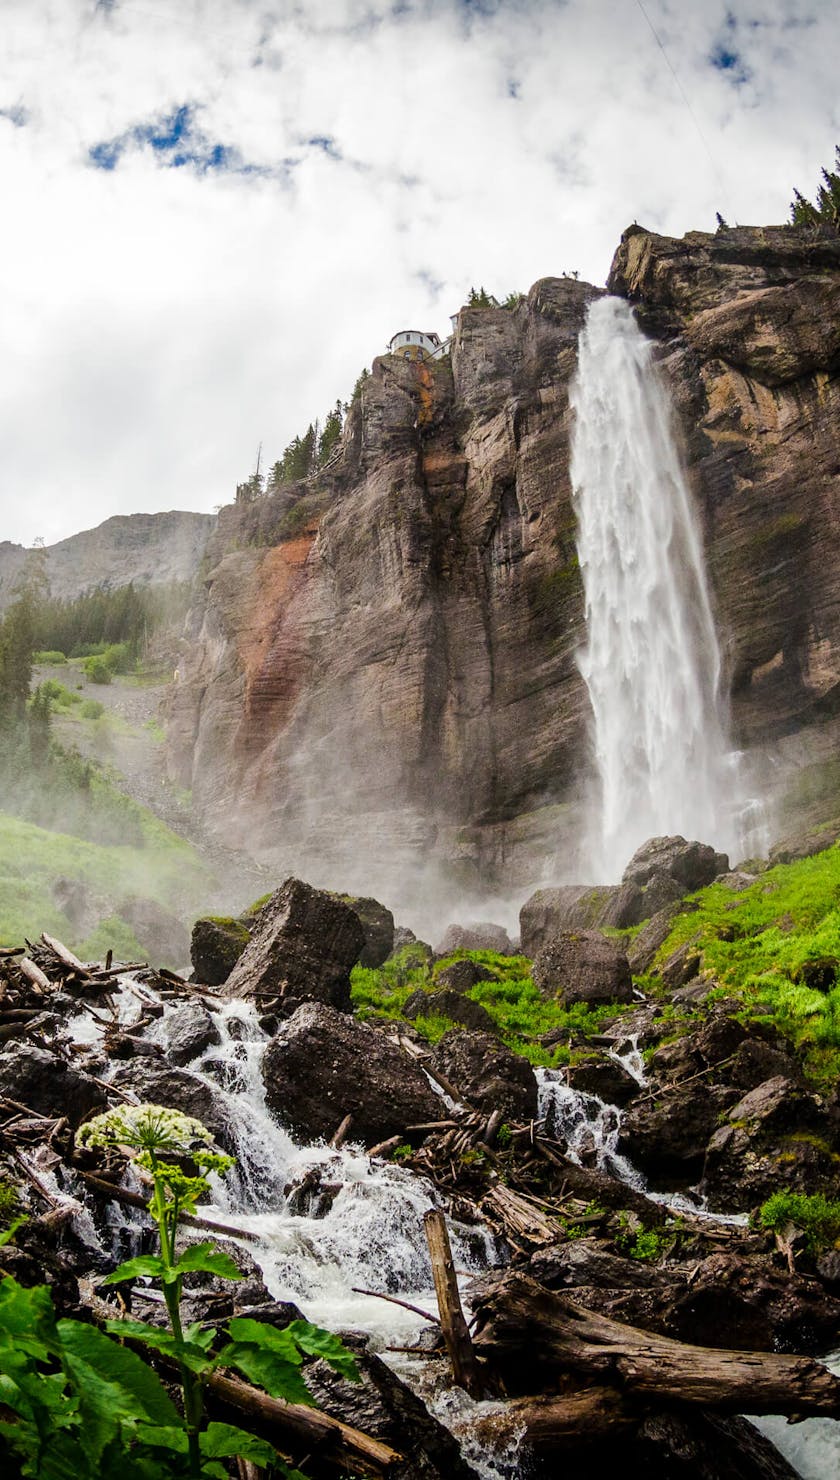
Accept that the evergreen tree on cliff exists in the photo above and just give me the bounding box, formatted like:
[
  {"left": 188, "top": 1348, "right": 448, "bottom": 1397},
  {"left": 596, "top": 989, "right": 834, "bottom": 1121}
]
[{"left": 791, "top": 145, "right": 840, "bottom": 230}]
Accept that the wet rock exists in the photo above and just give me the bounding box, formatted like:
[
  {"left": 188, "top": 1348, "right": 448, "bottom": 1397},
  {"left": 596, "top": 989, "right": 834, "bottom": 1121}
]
[
  {"left": 118, "top": 896, "right": 191, "bottom": 970},
  {"left": 303, "top": 1333, "right": 480, "bottom": 1480},
  {"left": 532, "top": 931, "right": 633, "bottom": 1006},
  {"left": 725, "top": 1037, "right": 802, "bottom": 1091},
  {"left": 435, "top": 921, "right": 515, "bottom": 956},
  {"left": 662, "top": 1251, "right": 840, "bottom": 1354},
  {"left": 519, "top": 884, "right": 643, "bottom": 954},
  {"left": 433, "top": 959, "right": 496, "bottom": 992},
  {"left": 261, "top": 1002, "right": 440, "bottom": 1145},
  {"left": 618, "top": 1084, "right": 738, "bottom": 1186},
  {"left": 0, "top": 1044, "right": 106, "bottom": 1126},
  {"left": 403, "top": 988, "right": 496, "bottom": 1034},
  {"left": 528, "top": 1238, "right": 663, "bottom": 1291},
  {"left": 769, "top": 830, "right": 838, "bottom": 865},
  {"left": 190, "top": 916, "right": 251, "bottom": 985},
  {"left": 110, "top": 1061, "right": 233, "bottom": 1150},
  {"left": 628, "top": 903, "right": 693, "bottom": 974},
  {"left": 637, "top": 870, "right": 685, "bottom": 918},
  {"left": 335, "top": 893, "right": 394, "bottom": 967},
  {"left": 222, "top": 877, "right": 365, "bottom": 1011},
  {"left": 630, "top": 1410, "right": 801, "bottom": 1480},
  {"left": 566, "top": 1057, "right": 641, "bottom": 1106},
  {"left": 701, "top": 1075, "right": 837, "bottom": 1210},
  {"left": 659, "top": 941, "right": 702, "bottom": 990},
  {"left": 430, "top": 1029, "right": 538, "bottom": 1120},
  {"left": 622, "top": 836, "right": 729, "bottom": 892},
  {"left": 815, "top": 1249, "right": 840, "bottom": 1288},
  {"left": 164, "top": 999, "right": 222, "bottom": 1066}
]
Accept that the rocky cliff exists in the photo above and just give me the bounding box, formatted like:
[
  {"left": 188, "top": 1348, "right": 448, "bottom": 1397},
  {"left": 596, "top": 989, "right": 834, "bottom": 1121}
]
[
  {"left": 166, "top": 225, "right": 840, "bottom": 916},
  {"left": 0, "top": 510, "right": 215, "bottom": 611}
]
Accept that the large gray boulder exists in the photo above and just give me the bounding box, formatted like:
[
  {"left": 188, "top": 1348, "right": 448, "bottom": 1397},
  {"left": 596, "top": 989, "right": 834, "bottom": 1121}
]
[
  {"left": 335, "top": 894, "right": 394, "bottom": 968},
  {"left": 403, "top": 988, "right": 496, "bottom": 1034},
  {"left": 435, "top": 922, "right": 515, "bottom": 956},
  {"left": 622, "top": 835, "right": 728, "bottom": 892},
  {"left": 261, "top": 1002, "right": 440, "bottom": 1145},
  {"left": 190, "top": 916, "right": 251, "bottom": 985},
  {"left": 110, "top": 1061, "right": 234, "bottom": 1149},
  {"left": 532, "top": 931, "right": 633, "bottom": 1006},
  {"left": 430, "top": 1030, "right": 538, "bottom": 1121},
  {"left": 0, "top": 1044, "right": 106, "bottom": 1126},
  {"left": 519, "top": 884, "right": 643, "bottom": 956},
  {"left": 165, "top": 1000, "right": 222, "bottom": 1066},
  {"left": 222, "top": 878, "right": 365, "bottom": 1011}
]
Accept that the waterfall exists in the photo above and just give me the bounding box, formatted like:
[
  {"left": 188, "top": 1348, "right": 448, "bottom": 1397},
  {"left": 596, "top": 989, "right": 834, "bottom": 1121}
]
[{"left": 570, "top": 295, "right": 742, "bottom": 879}]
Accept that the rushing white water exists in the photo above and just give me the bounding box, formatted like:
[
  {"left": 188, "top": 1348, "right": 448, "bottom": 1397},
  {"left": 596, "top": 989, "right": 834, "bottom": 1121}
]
[{"left": 570, "top": 295, "right": 744, "bottom": 879}]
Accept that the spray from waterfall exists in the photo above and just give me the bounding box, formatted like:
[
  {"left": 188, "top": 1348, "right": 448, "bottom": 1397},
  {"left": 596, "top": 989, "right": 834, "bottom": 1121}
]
[{"left": 570, "top": 295, "right": 746, "bottom": 879}]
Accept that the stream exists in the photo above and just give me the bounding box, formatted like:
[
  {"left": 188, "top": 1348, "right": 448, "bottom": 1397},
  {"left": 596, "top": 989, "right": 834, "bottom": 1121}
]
[{"left": 55, "top": 982, "right": 840, "bottom": 1478}]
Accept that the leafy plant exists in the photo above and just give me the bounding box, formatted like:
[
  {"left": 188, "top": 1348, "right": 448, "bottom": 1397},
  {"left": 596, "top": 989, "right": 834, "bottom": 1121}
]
[
  {"left": 758, "top": 1191, "right": 840, "bottom": 1252},
  {"left": 0, "top": 1104, "right": 361, "bottom": 1479}
]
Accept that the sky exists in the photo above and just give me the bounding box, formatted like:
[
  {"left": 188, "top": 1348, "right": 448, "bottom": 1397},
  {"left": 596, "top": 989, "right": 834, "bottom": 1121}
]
[{"left": 1, "top": 0, "right": 838, "bottom": 547}]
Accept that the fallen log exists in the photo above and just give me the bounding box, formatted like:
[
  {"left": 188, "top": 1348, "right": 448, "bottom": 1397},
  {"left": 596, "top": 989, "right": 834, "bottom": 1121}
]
[
  {"left": 41, "top": 933, "right": 88, "bottom": 976},
  {"left": 471, "top": 1271, "right": 840, "bottom": 1417},
  {"left": 18, "top": 957, "right": 50, "bottom": 992},
  {"left": 469, "top": 1385, "right": 640, "bottom": 1454},
  {"left": 424, "top": 1209, "right": 482, "bottom": 1397},
  {"left": 79, "top": 1171, "right": 261, "bottom": 1243},
  {"left": 482, "top": 1184, "right": 560, "bottom": 1246}
]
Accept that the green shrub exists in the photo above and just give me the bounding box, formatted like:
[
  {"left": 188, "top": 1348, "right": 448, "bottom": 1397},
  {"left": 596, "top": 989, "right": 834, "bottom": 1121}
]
[
  {"left": 33, "top": 650, "right": 66, "bottom": 665},
  {"left": 80, "top": 698, "right": 105, "bottom": 719},
  {"left": 83, "top": 655, "right": 112, "bottom": 684},
  {"left": 758, "top": 1191, "right": 840, "bottom": 1251}
]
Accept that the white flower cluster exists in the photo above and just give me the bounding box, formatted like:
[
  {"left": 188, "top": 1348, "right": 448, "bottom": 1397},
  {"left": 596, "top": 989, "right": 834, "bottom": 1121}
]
[{"left": 77, "top": 1102, "right": 214, "bottom": 1156}]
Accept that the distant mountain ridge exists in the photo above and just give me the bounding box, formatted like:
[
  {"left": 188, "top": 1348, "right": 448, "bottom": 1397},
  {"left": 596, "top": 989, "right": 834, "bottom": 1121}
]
[{"left": 0, "top": 510, "right": 215, "bottom": 611}]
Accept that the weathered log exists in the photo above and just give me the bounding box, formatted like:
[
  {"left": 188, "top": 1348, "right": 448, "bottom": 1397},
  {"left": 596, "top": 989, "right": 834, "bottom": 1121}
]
[
  {"left": 424, "top": 1209, "right": 482, "bottom": 1397},
  {"left": 471, "top": 1272, "right": 840, "bottom": 1417},
  {"left": 330, "top": 1112, "right": 354, "bottom": 1148},
  {"left": 79, "top": 1171, "right": 261, "bottom": 1243},
  {"left": 469, "top": 1386, "right": 640, "bottom": 1454},
  {"left": 366, "top": 1134, "right": 403, "bottom": 1159},
  {"left": 41, "top": 933, "right": 88, "bottom": 975},
  {"left": 481, "top": 1184, "right": 559, "bottom": 1246},
  {"left": 18, "top": 957, "right": 50, "bottom": 992}
]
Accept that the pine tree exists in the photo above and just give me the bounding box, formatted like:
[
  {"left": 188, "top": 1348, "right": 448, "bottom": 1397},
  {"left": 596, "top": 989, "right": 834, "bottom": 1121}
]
[{"left": 790, "top": 147, "right": 840, "bottom": 230}]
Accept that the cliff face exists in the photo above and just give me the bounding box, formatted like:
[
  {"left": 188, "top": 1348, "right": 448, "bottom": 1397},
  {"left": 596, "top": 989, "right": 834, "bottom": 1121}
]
[
  {"left": 167, "top": 226, "right": 840, "bottom": 909},
  {"left": 0, "top": 511, "right": 215, "bottom": 611}
]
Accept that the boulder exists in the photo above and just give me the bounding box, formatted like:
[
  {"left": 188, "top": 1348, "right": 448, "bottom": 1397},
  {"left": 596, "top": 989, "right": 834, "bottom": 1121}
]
[
  {"left": 528, "top": 1238, "right": 665, "bottom": 1291},
  {"left": 261, "top": 1002, "right": 440, "bottom": 1145},
  {"left": 618, "top": 1084, "right": 738, "bottom": 1186},
  {"left": 110, "top": 1062, "right": 233, "bottom": 1149},
  {"left": 701, "top": 1075, "right": 837, "bottom": 1210},
  {"left": 118, "top": 896, "right": 191, "bottom": 970},
  {"left": 429, "top": 1030, "right": 538, "bottom": 1121},
  {"left": 403, "top": 988, "right": 496, "bottom": 1034},
  {"left": 628, "top": 903, "right": 692, "bottom": 974},
  {"left": 622, "top": 836, "right": 728, "bottom": 892},
  {"left": 164, "top": 1000, "right": 222, "bottom": 1066},
  {"left": 335, "top": 894, "right": 394, "bottom": 968},
  {"left": 0, "top": 1045, "right": 106, "bottom": 1126},
  {"left": 519, "top": 885, "right": 642, "bottom": 955},
  {"left": 222, "top": 877, "right": 365, "bottom": 1011},
  {"left": 662, "top": 1251, "right": 840, "bottom": 1354},
  {"left": 190, "top": 916, "right": 251, "bottom": 985},
  {"left": 302, "top": 1333, "right": 480, "bottom": 1480},
  {"left": 435, "top": 922, "right": 515, "bottom": 956},
  {"left": 566, "top": 1057, "right": 641, "bottom": 1107},
  {"left": 433, "top": 959, "right": 496, "bottom": 992},
  {"left": 532, "top": 931, "right": 633, "bottom": 1006}
]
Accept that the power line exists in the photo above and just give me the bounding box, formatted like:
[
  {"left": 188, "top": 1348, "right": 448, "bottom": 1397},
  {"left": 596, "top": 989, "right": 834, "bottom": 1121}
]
[{"left": 633, "top": 0, "right": 735, "bottom": 221}]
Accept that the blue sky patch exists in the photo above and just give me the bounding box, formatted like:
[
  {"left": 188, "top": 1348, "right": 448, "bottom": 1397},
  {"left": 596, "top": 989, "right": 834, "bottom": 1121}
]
[
  {"left": 0, "top": 103, "right": 29, "bottom": 127},
  {"left": 87, "top": 104, "right": 259, "bottom": 176}
]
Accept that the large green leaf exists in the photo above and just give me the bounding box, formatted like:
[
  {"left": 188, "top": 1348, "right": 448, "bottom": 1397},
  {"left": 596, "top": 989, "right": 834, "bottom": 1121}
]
[
  {"left": 173, "top": 1243, "right": 243, "bottom": 1281},
  {"left": 101, "top": 1256, "right": 168, "bottom": 1286},
  {"left": 224, "top": 1317, "right": 303, "bottom": 1360},
  {"left": 57, "top": 1319, "right": 180, "bottom": 1459},
  {"left": 199, "top": 1421, "right": 277, "bottom": 1463},
  {"left": 0, "top": 1277, "right": 58, "bottom": 1351},
  {"left": 214, "top": 1341, "right": 313, "bottom": 1406},
  {"left": 286, "top": 1320, "right": 361, "bottom": 1381},
  {"left": 105, "top": 1318, "right": 215, "bottom": 1377}
]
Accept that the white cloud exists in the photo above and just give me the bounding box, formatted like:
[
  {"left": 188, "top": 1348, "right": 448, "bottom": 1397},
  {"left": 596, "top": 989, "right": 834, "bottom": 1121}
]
[{"left": 0, "top": 0, "right": 837, "bottom": 544}]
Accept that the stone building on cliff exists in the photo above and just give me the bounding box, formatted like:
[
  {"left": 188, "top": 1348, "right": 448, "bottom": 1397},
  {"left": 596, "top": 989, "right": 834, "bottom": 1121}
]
[{"left": 387, "top": 328, "right": 447, "bottom": 361}]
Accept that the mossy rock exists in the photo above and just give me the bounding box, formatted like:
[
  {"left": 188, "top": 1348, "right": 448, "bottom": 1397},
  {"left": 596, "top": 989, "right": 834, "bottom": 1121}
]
[{"left": 190, "top": 915, "right": 251, "bottom": 985}]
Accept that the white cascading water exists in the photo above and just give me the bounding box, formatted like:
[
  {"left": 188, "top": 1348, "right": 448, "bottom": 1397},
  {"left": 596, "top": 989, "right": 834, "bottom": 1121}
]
[{"left": 570, "top": 295, "right": 743, "bottom": 879}]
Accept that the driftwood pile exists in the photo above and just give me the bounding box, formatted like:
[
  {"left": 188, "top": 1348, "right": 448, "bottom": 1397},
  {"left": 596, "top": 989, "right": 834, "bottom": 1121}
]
[{"left": 0, "top": 933, "right": 836, "bottom": 1476}]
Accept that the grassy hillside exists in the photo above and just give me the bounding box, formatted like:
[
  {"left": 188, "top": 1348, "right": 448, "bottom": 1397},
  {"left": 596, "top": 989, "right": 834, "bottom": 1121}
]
[
  {"left": 651, "top": 844, "right": 840, "bottom": 1084},
  {"left": 0, "top": 808, "right": 215, "bottom": 959}
]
